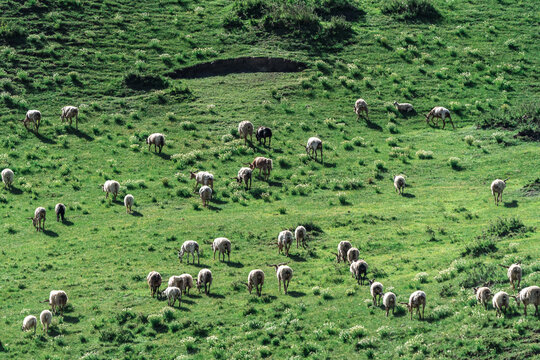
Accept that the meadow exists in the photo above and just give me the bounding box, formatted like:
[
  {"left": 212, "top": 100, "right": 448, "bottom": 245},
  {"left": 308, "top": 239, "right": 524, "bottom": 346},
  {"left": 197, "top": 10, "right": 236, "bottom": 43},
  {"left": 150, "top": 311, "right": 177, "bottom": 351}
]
[{"left": 0, "top": 0, "right": 539, "bottom": 359}]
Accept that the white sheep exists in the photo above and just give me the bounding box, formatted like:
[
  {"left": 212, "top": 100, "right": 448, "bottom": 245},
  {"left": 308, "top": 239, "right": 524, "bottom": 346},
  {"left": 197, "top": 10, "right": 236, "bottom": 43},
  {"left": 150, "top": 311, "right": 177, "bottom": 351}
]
[
  {"left": 246, "top": 269, "right": 265, "bottom": 297},
  {"left": 393, "top": 175, "right": 406, "bottom": 195},
  {"left": 305, "top": 137, "right": 323, "bottom": 162},
  {"left": 295, "top": 225, "right": 307, "bottom": 249},
  {"left": 369, "top": 280, "right": 384, "bottom": 306},
  {"left": 491, "top": 178, "right": 508, "bottom": 206},
  {"left": 499, "top": 262, "right": 522, "bottom": 290},
  {"left": 55, "top": 203, "right": 66, "bottom": 222},
  {"left": 393, "top": 101, "right": 414, "bottom": 113},
  {"left": 238, "top": 120, "right": 254, "bottom": 145},
  {"left": 147, "top": 271, "right": 162, "bottom": 298},
  {"left": 474, "top": 286, "right": 492, "bottom": 310},
  {"left": 269, "top": 263, "right": 293, "bottom": 294},
  {"left": 124, "top": 194, "right": 134, "bottom": 213},
  {"left": 102, "top": 180, "right": 120, "bottom": 200},
  {"left": 347, "top": 247, "right": 360, "bottom": 264},
  {"left": 212, "top": 237, "right": 231, "bottom": 262},
  {"left": 197, "top": 269, "right": 213, "bottom": 295},
  {"left": 425, "top": 106, "right": 454, "bottom": 129},
  {"left": 22, "top": 315, "right": 37, "bottom": 334},
  {"left": 40, "top": 310, "right": 52, "bottom": 333},
  {"left": 278, "top": 230, "right": 294, "bottom": 257},
  {"left": 1, "top": 168, "right": 14, "bottom": 189},
  {"left": 350, "top": 260, "right": 368, "bottom": 285},
  {"left": 162, "top": 286, "right": 181, "bottom": 307},
  {"left": 383, "top": 292, "right": 397, "bottom": 317},
  {"left": 22, "top": 110, "right": 41, "bottom": 133},
  {"left": 514, "top": 286, "right": 540, "bottom": 316},
  {"left": 177, "top": 240, "right": 200, "bottom": 264},
  {"left": 146, "top": 133, "right": 165, "bottom": 153},
  {"left": 29, "top": 207, "right": 46, "bottom": 232},
  {"left": 168, "top": 275, "right": 185, "bottom": 290},
  {"left": 354, "top": 98, "right": 369, "bottom": 120},
  {"left": 199, "top": 185, "right": 212, "bottom": 207},
  {"left": 179, "top": 274, "right": 194, "bottom": 294},
  {"left": 45, "top": 290, "right": 68, "bottom": 315},
  {"left": 234, "top": 167, "right": 252, "bottom": 190},
  {"left": 190, "top": 171, "right": 214, "bottom": 192},
  {"left": 334, "top": 241, "right": 352, "bottom": 263},
  {"left": 492, "top": 291, "right": 510, "bottom": 317},
  {"left": 400, "top": 290, "right": 426, "bottom": 320},
  {"left": 247, "top": 157, "right": 273, "bottom": 180},
  {"left": 60, "top": 106, "right": 79, "bottom": 128}
]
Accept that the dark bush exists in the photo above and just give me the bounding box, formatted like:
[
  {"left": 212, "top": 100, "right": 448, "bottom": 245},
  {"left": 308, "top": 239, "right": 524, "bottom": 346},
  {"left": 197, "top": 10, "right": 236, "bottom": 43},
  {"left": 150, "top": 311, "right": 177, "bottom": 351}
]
[
  {"left": 461, "top": 236, "right": 497, "bottom": 257},
  {"left": 460, "top": 263, "right": 498, "bottom": 288},
  {"left": 477, "top": 102, "right": 539, "bottom": 141},
  {"left": 0, "top": 22, "right": 27, "bottom": 45},
  {"left": 486, "top": 217, "right": 534, "bottom": 238},
  {"left": 381, "top": 0, "right": 441, "bottom": 22},
  {"left": 123, "top": 72, "right": 168, "bottom": 91}
]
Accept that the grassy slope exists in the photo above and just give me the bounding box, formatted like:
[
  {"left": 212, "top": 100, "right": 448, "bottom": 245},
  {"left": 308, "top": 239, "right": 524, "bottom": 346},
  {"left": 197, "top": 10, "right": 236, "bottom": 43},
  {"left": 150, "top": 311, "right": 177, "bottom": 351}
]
[{"left": 0, "top": 0, "right": 539, "bottom": 359}]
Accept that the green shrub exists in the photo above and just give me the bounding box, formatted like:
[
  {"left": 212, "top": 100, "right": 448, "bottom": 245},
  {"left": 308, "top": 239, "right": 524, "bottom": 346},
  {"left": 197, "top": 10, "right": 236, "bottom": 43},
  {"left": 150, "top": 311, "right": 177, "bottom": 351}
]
[
  {"left": 416, "top": 150, "right": 433, "bottom": 159},
  {"left": 461, "top": 236, "right": 497, "bottom": 257},
  {"left": 447, "top": 157, "right": 462, "bottom": 170},
  {"left": 382, "top": 0, "right": 441, "bottom": 22},
  {"left": 486, "top": 217, "right": 533, "bottom": 238}
]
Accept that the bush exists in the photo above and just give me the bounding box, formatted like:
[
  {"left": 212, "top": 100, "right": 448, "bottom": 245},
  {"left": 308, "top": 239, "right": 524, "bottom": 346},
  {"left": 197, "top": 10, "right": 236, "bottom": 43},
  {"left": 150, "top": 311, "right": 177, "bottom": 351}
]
[
  {"left": 416, "top": 150, "right": 433, "bottom": 159},
  {"left": 461, "top": 236, "right": 497, "bottom": 257},
  {"left": 123, "top": 72, "right": 167, "bottom": 90},
  {"left": 464, "top": 135, "right": 474, "bottom": 145},
  {"left": 447, "top": 157, "right": 462, "bottom": 170},
  {"left": 0, "top": 22, "right": 27, "bottom": 45},
  {"left": 381, "top": 0, "right": 442, "bottom": 22},
  {"left": 486, "top": 217, "right": 533, "bottom": 238}
]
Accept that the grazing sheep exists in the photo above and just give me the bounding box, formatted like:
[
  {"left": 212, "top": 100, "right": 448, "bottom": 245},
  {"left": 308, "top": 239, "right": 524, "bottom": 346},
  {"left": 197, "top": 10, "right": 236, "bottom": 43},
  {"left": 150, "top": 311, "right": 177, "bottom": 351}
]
[
  {"left": 354, "top": 98, "right": 369, "bottom": 120},
  {"left": 350, "top": 260, "right": 368, "bottom": 285},
  {"left": 305, "top": 137, "right": 323, "bottom": 162},
  {"left": 179, "top": 274, "right": 194, "bottom": 295},
  {"left": 177, "top": 240, "right": 200, "bottom": 265},
  {"left": 246, "top": 269, "right": 265, "bottom": 297},
  {"left": 45, "top": 290, "right": 68, "bottom": 315},
  {"left": 491, "top": 178, "right": 508, "bottom": 206},
  {"left": 492, "top": 291, "right": 510, "bottom": 317},
  {"left": 190, "top": 171, "right": 214, "bottom": 192},
  {"left": 499, "top": 262, "right": 522, "bottom": 290},
  {"left": 400, "top": 290, "right": 426, "bottom": 320},
  {"left": 425, "top": 106, "right": 454, "bottom": 129},
  {"left": 369, "top": 280, "right": 384, "bottom": 306},
  {"left": 234, "top": 167, "right": 252, "bottom": 190},
  {"left": 212, "top": 237, "right": 231, "bottom": 262},
  {"left": 22, "top": 110, "right": 41, "bottom": 133},
  {"left": 474, "top": 286, "right": 492, "bottom": 310},
  {"left": 393, "top": 101, "right": 414, "bottom": 113},
  {"left": 60, "top": 106, "right": 79, "bottom": 128},
  {"left": 269, "top": 263, "right": 293, "bottom": 294},
  {"left": 383, "top": 292, "right": 397, "bottom": 316},
  {"left": 22, "top": 315, "right": 37, "bottom": 334},
  {"left": 334, "top": 241, "right": 352, "bottom": 263},
  {"left": 197, "top": 269, "right": 213, "bottom": 295},
  {"left": 40, "top": 310, "right": 52, "bottom": 333},
  {"left": 124, "top": 194, "right": 134, "bottom": 213},
  {"left": 102, "top": 180, "right": 120, "bottom": 200},
  {"left": 347, "top": 247, "right": 360, "bottom": 264},
  {"left": 278, "top": 230, "right": 294, "bottom": 257},
  {"left": 168, "top": 276, "right": 185, "bottom": 291},
  {"left": 55, "top": 203, "right": 66, "bottom": 222},
  {"left": 513, "top": 286, "right": 540, "bottom": 316},
  {"left": 256, "top": 126, "right": 272, "bottom": 147},
  {"left": 146, "top": 133, "right": 165, "bottom": 153},
  {"left": 162, "top": 286, "right": 181, "bottom": 307},
  {"left": 1, "top": 168, "right": 14, "bottom": 189},
  {"left": 29, "top": 207, "right": 46, "bottom": 232},
  {"left": 147, "top": 271, "right": 162, "bottom": 298},
  {"left": 394, "top": 175, "right": 406, "bottom": 195},
  {"left": 247, "top": 157, "right": 273, "bottom": 180},
  {"left": 199, "top": 185, "right": 212, "bottom": 207},
  {"left": 295, "top": 225, "right": 307, "bottom": 249},
  {"left": 238, "top": 121, "right": 254, "bottom": 145}
]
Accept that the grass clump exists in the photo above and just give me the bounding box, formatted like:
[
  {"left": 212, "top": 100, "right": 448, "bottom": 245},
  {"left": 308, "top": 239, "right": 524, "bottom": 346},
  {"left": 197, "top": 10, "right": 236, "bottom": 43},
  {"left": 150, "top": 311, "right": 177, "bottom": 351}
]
[
  {"left": 461, "top": 236, "right": 497, "bottom": 257},
  {"left": 416, "top": 150, "right": 433, "bottom": 159},
  {"left": 447, "top": 157, "right": 462, "bottom": 170},
  {"left": 381, "top": 0, "right": 441, "bottom": 22},
  {"left": 486, "top": 217, "right": 533, "bottom": 238}
]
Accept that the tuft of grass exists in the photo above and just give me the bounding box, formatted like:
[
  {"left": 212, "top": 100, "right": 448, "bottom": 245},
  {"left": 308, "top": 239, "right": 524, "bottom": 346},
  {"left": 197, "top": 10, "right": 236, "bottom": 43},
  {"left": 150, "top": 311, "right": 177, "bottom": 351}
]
[{"left": 447, "top": 157, "right": 462, "bottom": 170}]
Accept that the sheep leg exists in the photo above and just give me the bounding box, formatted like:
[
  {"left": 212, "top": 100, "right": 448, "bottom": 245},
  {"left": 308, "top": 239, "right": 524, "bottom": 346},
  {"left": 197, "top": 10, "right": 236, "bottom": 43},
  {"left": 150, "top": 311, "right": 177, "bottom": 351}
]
[
  {"left": 534, "top": 304, "right": 538, "bottom": 316},
  {"left": 213, "top": 249, "right": 216, "bottom": 260},
  {"left": 386, "top": 308, "right": 389, "bottom": 317},
  {"left": 422, "top": 303, "right": 425, "bottom": 319},
  {"left": 517, "top": 278, "right": 520, "bottom": 289},
  {"left": 279, "top": 279, "right": 281, "bottom": 293},
  {"left": 524, "top": 304, "right": 527, "bottom": 316},
  {"left": 448, "top": 116, "right": 455, "bottom": 129},
  {"left": 227, "top": 251, "right": 230, "bottom": 262}
]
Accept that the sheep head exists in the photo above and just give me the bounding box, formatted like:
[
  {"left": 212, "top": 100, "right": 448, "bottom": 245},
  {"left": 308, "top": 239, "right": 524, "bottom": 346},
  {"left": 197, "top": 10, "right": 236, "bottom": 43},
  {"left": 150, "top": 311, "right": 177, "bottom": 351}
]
[{"left": 189, "top": 171, "right": 197, "bottom": 179}]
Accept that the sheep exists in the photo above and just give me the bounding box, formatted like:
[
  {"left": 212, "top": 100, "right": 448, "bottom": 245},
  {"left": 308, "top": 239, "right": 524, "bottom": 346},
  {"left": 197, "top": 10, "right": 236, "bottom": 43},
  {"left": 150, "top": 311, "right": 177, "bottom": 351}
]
[
  {"left": 393, "top": 175, "right": 406, "bottom": 195},
  {"left": 29, "top": 207, "right": 46, "bottom": 232},
  {"left": 305, "top": 137, "right": 323, "bottom": 162},
  {"left": 179, "top": 274, "right": 194, "bottom": 294},
  {"left": 22, "top": 315, "right": 37, "bottom": 334},
  {"left": 146, "top": 133, "right": 165, "bottom": 153},
  {"left": 383, "top": 292, "right": 397, "bottom": 317},
  {"left": 347, "top": 247, "right": 360, "bottom": 264},
  {"left": 256, "top": 126, "right": 272, "bottom": 147},
  {"left": 1, "top": 168, "right": 14, "bottom": 189},
  {"left": 246, "top": 269, "right": 265, "bottom": 297},
  {"left": 60, "top": 106, "right": 79, "bottom": 128},
  {"left": 334, "top": 241, "right": 352, "bottom": 263},
  {"left": 102, "top": 180, "right": 120, "bottom": 200},
  {"left": 124, "top": 194, "right": 134, "bottom": 213},
  {"left": 44, "top": 290, "right": 68, "bottom": 315},
  {"left": 40, "top": 310, "right": 52, "bottom": 333},
  {"left": 197, "top": 269, "right": 213, "bottom": 295},
  {"left": 295, "top": 225, "right": 307, "bottom": 249},
  {"left": 393, "top": 101, "right": 414, "bottom": 113},
  {"left": 492, "top": 291, "right": 510, "bottom": 317},
  {"left": 162, "top": 286, "right": 181, "bottom": 307},
  {"left": 177, "top": 240, "right": 199, "bottom": 265},
  {"left": 190, "top": 171, "right": 214, "bottom": 192},
  {"left": 212, "top": 237, "right": 231, "bottom": 262},
  {"left": 247, "top": 157, "right": 273, "bottom": 180},
  {"left": 491, "top": 178, "right": 508, "bottom": 206},
  {"left": 354, "top": 98, "right": 369, "bottom": 120},
  {"left": 269, "top": 263, "right": 293, "bottom": 294},
  {"left": 425, "top": 106, "right": 454, "bottom": 129},
  {"left": 513, "top": 286, "right": 540, "bottom": 316},
  {"left": 369, "top": 280, "right": 384, "bottom": 306},
  {"left": 22, "top": 110, "right": 41, "bottom": 133},
  {"left": 498, "top": 262, "right": 522, "bottom": 290},
  {"left": 474, "top": 286, "right": 492, "bottom": 310},
  {"left": 55, "top": 203, "right": 66, "bottom": 222},
  {"left": 199, "top": 185, "right": 212, "bottom": 207},
  {"left": 277, "top": 230, "right": 294, "bottom": 257},
  {"left": 168, "top": 276, "right": 185, "bottom": 291},
  {"left": 147, "top": 271, "right": 162, "bottom": 298},
  {"left": 400, "top": 290, "right": 426, "bottom": 320},
  {"left": 233, "top": 167, "right": 252, "bottom": 190},
  {"left": 350, "top": 260, "right": 368, "bottom": 285},
  {"left": 238, "top": 120, "right": 254, "bottom": 145}
]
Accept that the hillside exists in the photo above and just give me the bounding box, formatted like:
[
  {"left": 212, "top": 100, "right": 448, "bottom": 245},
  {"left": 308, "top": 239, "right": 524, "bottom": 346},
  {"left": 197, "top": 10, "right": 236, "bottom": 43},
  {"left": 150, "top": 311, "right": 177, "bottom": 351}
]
[{"left": 0, "top": 0, "right": 539, "bottom": 359}]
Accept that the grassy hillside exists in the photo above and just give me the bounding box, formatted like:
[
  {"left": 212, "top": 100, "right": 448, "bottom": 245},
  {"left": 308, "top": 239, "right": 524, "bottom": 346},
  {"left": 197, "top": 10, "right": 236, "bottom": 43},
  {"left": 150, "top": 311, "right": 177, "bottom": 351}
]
[{"left": 0, "top": 0, "right": 539, "bottom": 359}]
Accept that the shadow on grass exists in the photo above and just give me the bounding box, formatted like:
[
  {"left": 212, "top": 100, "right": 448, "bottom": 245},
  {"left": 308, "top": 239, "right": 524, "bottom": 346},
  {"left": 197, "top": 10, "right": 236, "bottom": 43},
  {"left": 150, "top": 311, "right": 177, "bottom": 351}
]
[
  {"left": 212, "top": 197, "right": 228, "bottom": 205},
  {"left": 36, "top": 133, "right": 56, "bottom": 144},
  {"left": 226, "top": 261, "right": 244, "bottom": 268},
  {"left": 155, "top": 152, "right": 171, "bottom": 160},
  {"left": 178, "top": 305, "right": 190, "bottom": 312},
  {"left": 181, "top": 298, "right": 196, "bottom": 305},
  {"left": 207, "top": 293, "right": 225, "bottom": 299},
  {"left": 63, "top": 315, "right": 79, "bottom": 324},
  {"left": 43, "top": 229, "right": 58, "bottom": 237},
  {"left": 66, "top": 127, "right": 94, "bottom": 141},
  {"left": 268, "top": 180, "right": 283, "bottom": 187},
  {"left": 402, "top": 193, "right": 416, "bottom": 198},
  {"left": 323, "top": 162, "right": 337, "bottom": 168},
  {"left": 131, "top": 211, "right": 143, "bottom": 217},
  {"left": 7, "top": 186, "right": 23, "bottom": 195},
  {"left": 113, "top": 199, "right": 123, "bottom": 205},
  {"left": 365, "top": 120, "right": 383, "bottom": 131},
  {"left": 503, "top": 200, "right": 518, "bottom": 208},
  {"left": 289, "top": 253, "right": 306, "bottom": 262},
  {"left": 207, "top": 205, "right": 222, "bottom": 212},
  {"left": 288, "top": 291, "right": 306, "bottom": 298},
  {"left": 62, "top": 219, "right": 74, "bottom": 226}
]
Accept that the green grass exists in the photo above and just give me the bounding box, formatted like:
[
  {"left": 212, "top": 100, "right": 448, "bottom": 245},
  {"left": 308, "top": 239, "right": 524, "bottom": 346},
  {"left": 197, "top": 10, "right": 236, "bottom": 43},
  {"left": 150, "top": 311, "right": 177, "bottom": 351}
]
[{"left": 0, "top": 0, "right": 539, "bottom": 359}]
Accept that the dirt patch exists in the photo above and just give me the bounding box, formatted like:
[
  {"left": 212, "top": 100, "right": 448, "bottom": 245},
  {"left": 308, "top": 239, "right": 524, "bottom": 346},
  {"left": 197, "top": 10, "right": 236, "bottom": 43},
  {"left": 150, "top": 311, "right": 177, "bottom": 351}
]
[
  {"left": 166, "top": 57, "right": 306, "bottom": 79},
  {"left": 514, "top": 128, "right": 540, "bottom": 141},
  {"left": 521, "top": 178, "right": 540, "bottom": 197}
]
